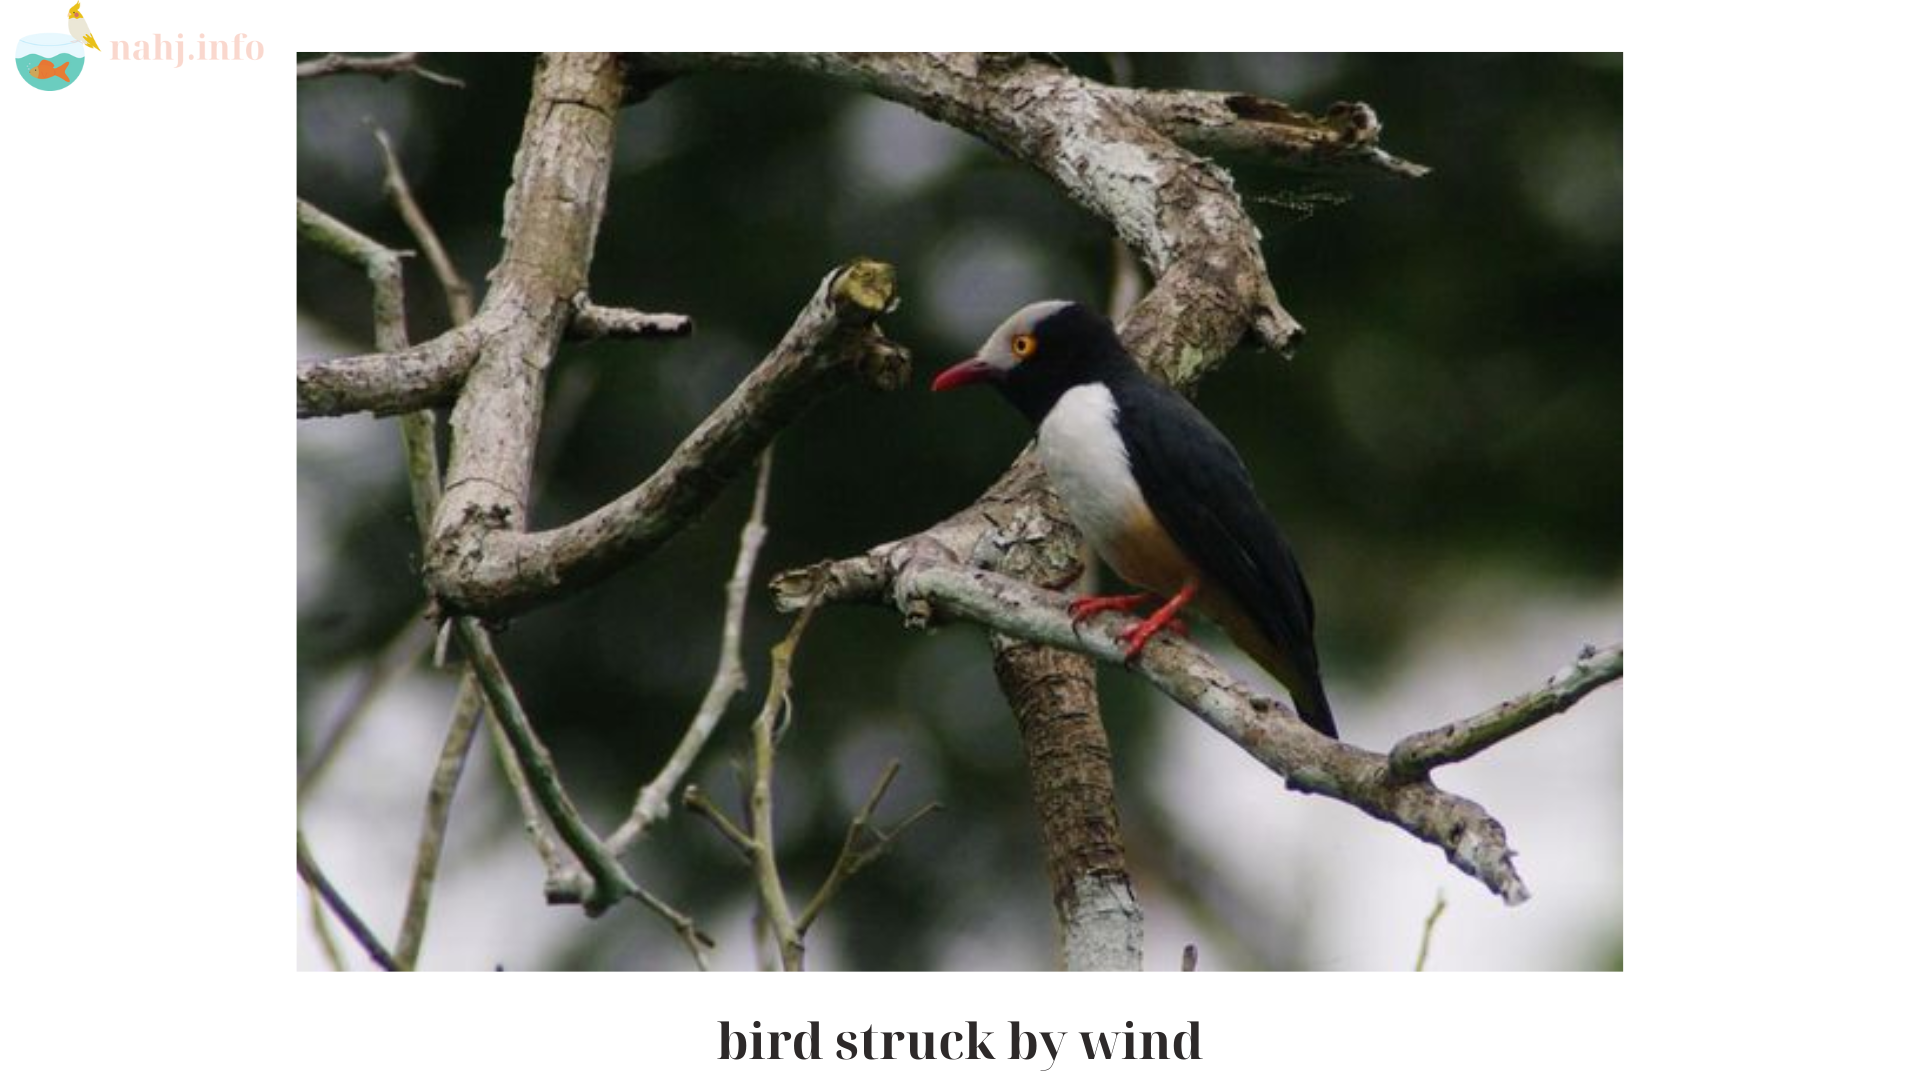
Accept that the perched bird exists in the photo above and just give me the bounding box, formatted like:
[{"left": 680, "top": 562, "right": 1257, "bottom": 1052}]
[
  {"left": 69, "top": 4, "right": 99, "bottom": 51},
  {"left": 933, "top": 300, "right": 1337, "bottom": 738}
]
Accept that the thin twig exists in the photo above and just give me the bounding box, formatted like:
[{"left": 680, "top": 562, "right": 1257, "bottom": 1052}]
[
  {"left": 795, "top": 759, "right": 942, "bottom": 935},
  {"left": 304, "top": 880, "right": 348, "bottom": 971},
  {"left": 455, "top": 618, "right": 635, "bottom": 915},
  {"left": 298, "top": 611, "right": 433, "bottom": 798},
  {"left": 742, "top": 583, "right": 830, "bottom": 970},
  {"left": 570, "top": 297, "right": 695, "bottom": 341},
  {"left": 393, "top": 674, "right": 483, "bottom": 970},
  {"left": 374, "top": 126, "right": 476, "bottom": 326},
  {"left": 483, "top": 699, "right": 574, "bottom": 884},
  {"left": 1414, "top": 891, "right": 1448, "bottom": 972},
  {"left": 471, "top": 671, "right": 711, "bottom": 967},
  {"left": 609, "top": 450, "right": 773, "bottom": 854},
  {"left": 297, "top": 52, "right": 465, "bottom": 88},
  {"left": 297, "top": 829, "right": 399, "bottom": 972},
  {"left": 1389, "top": 644, "right": 1624, "bottom": 781},
  {"left": 683, "top": 784, "right": 757, "bottom": 862},
  {"left": 631, "top": 886, "right": 716, "bottom": 970}
]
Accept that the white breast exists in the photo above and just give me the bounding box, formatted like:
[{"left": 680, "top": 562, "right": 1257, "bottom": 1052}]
[{"left": 1037, "top": 384, "right": 1146, "bottom": 560}]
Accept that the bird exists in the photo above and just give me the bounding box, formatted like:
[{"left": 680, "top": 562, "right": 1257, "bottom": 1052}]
[
  {"left": 68, "top": 4, "right": 98, "bottom": 51},
  {"left": 932, "top": 300, "right": 1337, "bottom": 739}
]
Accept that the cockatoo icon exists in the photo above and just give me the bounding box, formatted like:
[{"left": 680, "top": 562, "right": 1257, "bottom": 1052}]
[{"left": 68, "top": 3, "right": 98, "bottom": 52}]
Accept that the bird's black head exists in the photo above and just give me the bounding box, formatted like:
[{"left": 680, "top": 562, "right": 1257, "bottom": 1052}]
[{"left": 932, "top": 300, "right": 1138, "bottom": 426}]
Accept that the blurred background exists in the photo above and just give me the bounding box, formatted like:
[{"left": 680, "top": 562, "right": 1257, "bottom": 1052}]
[{"left": 297, "top": 53, "right": 1621, "bottom": 971}]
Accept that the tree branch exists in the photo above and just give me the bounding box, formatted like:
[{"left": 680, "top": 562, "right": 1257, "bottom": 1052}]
[
  {"left": 683, "top": 784, "right": 757, "bottom": 862},
  {"left": 685, "top": 586, "right": 932, "bottom": 969},
  {"left": 569, "top": 296, "right": 695, "bottom": 341},
  {"left": 425, "top": 257, "right": 908, "bottom": 617},
  {"left": 1414, "top": 890, "right": 1447, "bottom": 971},
  {"left": 740, "top": 586, "right": 834, "bottom": 970},
  {"left": 1125, "top": 92, "right": 1430, "bottom": 178},
  {"left": 458, "top": 617, "right": 712, "bottom": 961},
  {"left": 795, "top": 760, "right": 942, "bottom": 936},
  {"left": 483, "top": 697, "right": 576, "bottom": 885},
  {"left": 297, "top": 610, "right": 433, "bottom": 798},
  {"left": 296, "top": 51, "right": 465, "bottom": 88},
  {"left": 631, "top": 52, "right": 1311, "bottom": 367},
  {"left": 454, "top": 617, "right": 636, "bottom": 914},
  {"left": 393, "top": 674, "right": 483, "bottom": 970},
  {"left": 297, "top": 198, "right": 490, "bottom": 420},
  {"left": 607, "top": 450, "right": 772, "bottom": 855},
  {"left": 296, "top": 323, "right": 491, "bottom": 418},
  {"left": 297, "top": 829, "right": 399, "bottom": 971},
  {"left": 1388, "top": 644, "right": 1624, "bottom": 782},
  {"left": 772, "top": 554, "right": 1609, "bottom": 906},
  {"left": 373, "top": 126, "right": 477, "bottom": 326}
]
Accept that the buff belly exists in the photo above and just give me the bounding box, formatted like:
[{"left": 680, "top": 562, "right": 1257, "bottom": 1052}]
[
  {"left": 1036, "top": 383, "right": 1304, "bottom": 697},
  {"left": 1037, "top": 384, "right": 1197, "bottom": 597}
]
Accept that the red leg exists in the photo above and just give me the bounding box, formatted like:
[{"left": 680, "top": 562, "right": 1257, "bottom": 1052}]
[
  {"left": 1068, "top": 592, "right": 1154, "bottom": 626},
  {"left": 1119, "top": 582, "right": 1199, "bottom": 664}
]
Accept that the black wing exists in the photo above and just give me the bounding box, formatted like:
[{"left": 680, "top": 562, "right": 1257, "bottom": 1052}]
[{"left": 1113, "top": 377, "right": 1334, "bottom": 735}]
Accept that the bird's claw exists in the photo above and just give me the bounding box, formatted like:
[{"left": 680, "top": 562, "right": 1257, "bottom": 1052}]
[
  {"left": 1119, "top": 619, "right": 1184, "bottom": 665},
  {"left": 1068, "top": 593, "right": 1151, "bottom": 628}
]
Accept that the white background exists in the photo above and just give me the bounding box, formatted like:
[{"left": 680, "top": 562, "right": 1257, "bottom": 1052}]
[{"left": 7, "top": 2, "right": 1918, "bottom": 1076}]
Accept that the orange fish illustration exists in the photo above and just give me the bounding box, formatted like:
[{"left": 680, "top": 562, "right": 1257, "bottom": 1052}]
[{"left": 28, "top": 59, "right": 71, "bottom": 83}]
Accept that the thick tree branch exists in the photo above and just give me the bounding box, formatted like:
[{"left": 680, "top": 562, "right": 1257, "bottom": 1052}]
[
  {"left": 631, "top": 52, "right": 1312, "bottom": 368},
  {"left": 771, "top": 554, "right": 1608, "bottom": 906},
  {"left": 1388, "top": 644, "right": 1624, "bottom": 782},
  {"left": 296, "top": 323, "right": 490, "bottom": 418},
  {"left": 426, "top": 258, "right": 908, "bottom": 617}
]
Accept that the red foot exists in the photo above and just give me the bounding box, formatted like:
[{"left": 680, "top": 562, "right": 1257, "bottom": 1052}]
[
  {"left": 1068, "top": 593, "right": 1154, "bottom": 626},
  {"left": 1119, "top": 582, "right": 1199, "bottom": 665}
]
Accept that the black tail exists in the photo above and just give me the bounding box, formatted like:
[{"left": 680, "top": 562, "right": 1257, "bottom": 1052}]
[{"left": 1296, "top": 678, "right": 1338, "bottom": 740}]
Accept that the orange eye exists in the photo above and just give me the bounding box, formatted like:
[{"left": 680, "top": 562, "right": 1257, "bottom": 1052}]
[{"left": 1011, "top": 333, "right": 1037, "bottom": 359}]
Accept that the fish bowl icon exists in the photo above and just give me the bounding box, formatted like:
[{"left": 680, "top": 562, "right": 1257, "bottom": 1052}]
[{"left": 17, "top": 31, "right": 86, "bottom": 91}]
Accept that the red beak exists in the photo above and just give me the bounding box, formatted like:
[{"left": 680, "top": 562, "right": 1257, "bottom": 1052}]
[{"left": 931, "top": 357, "right": 999, "bottom": 392}]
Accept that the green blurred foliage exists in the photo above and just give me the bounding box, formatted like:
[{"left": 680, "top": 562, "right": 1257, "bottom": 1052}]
[{"left": 298, "top": 54, "right": 1620, "bottom": 969}]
